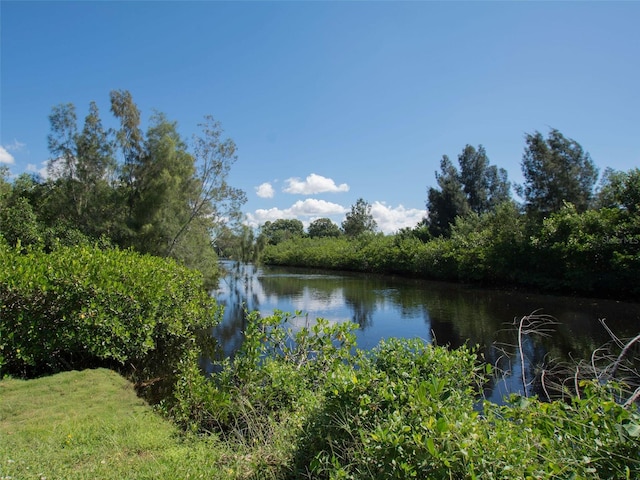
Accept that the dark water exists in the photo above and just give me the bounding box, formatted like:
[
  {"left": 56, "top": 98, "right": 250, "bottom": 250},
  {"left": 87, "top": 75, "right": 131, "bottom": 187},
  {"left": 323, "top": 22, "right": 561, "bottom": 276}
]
[{"left": 210, "top": 261, "right": 640, "bottom": 403}]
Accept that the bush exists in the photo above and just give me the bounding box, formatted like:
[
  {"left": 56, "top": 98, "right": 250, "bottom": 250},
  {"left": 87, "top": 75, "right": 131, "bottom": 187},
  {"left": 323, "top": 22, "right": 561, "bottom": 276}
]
[
  {"left": 0, "top": 241, "right": 221, "bottom": 378},
  {"left": 167, "top": 312, "right": 640, "bottom": 479}
]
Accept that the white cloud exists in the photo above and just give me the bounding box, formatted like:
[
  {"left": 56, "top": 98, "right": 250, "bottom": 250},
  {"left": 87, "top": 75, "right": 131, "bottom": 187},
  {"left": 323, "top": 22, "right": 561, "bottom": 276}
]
[
  {"left": 256, "top": 182, "right": 275, "bottom": 198},
  {"left": 0, "top": 146, "right": 15, "bottom": 165},
  {"left": 245, "top": 207, "right": 294, "bottom": 228},
  {"left": 370, "top": 202, "right": 426, "bottom": 234},
  {"left": 288, "top": 198, "right": 348, "bottom": 216},
  {"left": 245, "top": 199, "right": 425, "bottom": 235},
  {"left": 0, "top": 140, "right": 27, "bottom": 165},
  {"left": 284, "top": 173, "right": 349, "bottom": 195},
  {"left": 245, "top": 198, "right": 347, "bottom": 228}
]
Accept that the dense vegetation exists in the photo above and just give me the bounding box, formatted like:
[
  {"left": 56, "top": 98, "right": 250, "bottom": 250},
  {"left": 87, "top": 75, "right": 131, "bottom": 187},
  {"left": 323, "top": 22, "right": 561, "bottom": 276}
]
[
  {"left": 163, "top": 311, "right": 640, "bottom": 479},
  {"left": 243, "top": 131, "right": 640, "bottom": 300},
  {"left": 261, "top": 199, "right": 640, "bottom": 298},
  {"left": 0, "top": 90, "right": 246, "bottom": 286}
]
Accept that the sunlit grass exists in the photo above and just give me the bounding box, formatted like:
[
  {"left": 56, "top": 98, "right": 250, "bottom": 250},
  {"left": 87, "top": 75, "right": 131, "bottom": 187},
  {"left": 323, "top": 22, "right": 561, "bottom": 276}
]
[{"left": 0, "top": 368, "right": 271, "bottom": 480}]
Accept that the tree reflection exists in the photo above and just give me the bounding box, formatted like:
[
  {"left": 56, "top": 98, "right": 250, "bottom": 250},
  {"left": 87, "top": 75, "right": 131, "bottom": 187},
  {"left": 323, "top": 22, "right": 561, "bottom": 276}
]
[{"left": 209, "top": 261, "right": 640, "bottom": 402}]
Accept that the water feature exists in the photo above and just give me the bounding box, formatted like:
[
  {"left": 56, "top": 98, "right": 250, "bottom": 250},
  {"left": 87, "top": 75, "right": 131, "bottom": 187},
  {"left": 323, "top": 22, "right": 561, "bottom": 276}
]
[{"left": 210, "top": 260, "right": 640, "bottom": 403}]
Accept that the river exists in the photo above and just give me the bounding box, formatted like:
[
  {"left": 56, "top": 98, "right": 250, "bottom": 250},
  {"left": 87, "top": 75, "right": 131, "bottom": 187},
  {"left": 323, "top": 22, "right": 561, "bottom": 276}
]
[{"left": 209, "top": 261, "right": 640, "bottom": 403}]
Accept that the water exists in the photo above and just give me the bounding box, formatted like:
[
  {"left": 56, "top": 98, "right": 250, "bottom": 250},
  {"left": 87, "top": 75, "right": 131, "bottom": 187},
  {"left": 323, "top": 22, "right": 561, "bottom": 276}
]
[{"left": 210, "top": 261, "right": 640, "bottom": 403}]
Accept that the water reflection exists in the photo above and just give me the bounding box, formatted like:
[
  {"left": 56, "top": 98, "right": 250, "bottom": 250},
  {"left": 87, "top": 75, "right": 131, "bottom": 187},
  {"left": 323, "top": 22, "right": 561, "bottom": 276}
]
[{"left": 211, "top": 261, "right": 640, "bottom": 401}]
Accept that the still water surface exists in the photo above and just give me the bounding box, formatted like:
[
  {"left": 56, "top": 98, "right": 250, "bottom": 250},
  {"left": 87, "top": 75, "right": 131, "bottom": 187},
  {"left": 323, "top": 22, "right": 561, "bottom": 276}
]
[{"left": 211, "top": 261, "right": 640, "bottom": 403}]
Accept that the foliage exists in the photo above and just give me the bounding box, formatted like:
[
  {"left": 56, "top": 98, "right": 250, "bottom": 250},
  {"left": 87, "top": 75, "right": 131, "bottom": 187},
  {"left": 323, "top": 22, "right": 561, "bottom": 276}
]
[
  {"left": 259, "top": 218, "right": 305, "bottom": 246},
  {"left": 528, "top": 203, "right": 640, "bottom": 295},
  {"left": 0, "top": 196, "right": 43, "bottom": 247},
  {"left": 308, "top": 217, "right": 342, "bottom": 238},
  {"left": 167, "top": 314, "right": 640, "bottom": 479},
  {"left": 597, "top": 167, "right": 640, "bottom": 213},
  {"left": 1, "top": 90, "right": 247, "bottom": 285},
  {"left": 427, "top": 145, "right": 511, "bottom": 237},
  {"left": 518, "top": 128, "right": 599, "bottom": 216},
  {"left": 342, "top": 198, "right": 377, "bottom": 237},
  {"left": 427, "top": 155, "right": 469, "bottom": 237},
  {"left": 0, "top": 242, "right": 221, "bottom": 378},
  {"left": 262, "top": 194, "right": 639, "bottom": 298}
]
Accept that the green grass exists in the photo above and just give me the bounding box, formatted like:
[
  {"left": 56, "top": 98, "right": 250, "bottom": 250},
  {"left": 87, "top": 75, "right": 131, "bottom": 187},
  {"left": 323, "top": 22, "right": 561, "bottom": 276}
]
[{"left": 0, "top": 369, "right": 269, "bottom": 480}]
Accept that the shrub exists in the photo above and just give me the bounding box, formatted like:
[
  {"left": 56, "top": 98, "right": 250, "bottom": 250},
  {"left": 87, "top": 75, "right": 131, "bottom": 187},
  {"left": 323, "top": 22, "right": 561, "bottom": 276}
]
[{"left": 0, "top": 241, "right": 221, "bottom": 378}]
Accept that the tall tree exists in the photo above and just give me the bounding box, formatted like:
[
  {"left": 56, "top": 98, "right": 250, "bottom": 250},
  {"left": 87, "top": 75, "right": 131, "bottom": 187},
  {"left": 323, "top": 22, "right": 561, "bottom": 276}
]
[
  {"left": 342, "top": 198, "right": 377, "bottom": 237},
  {"left": 110, "top": 89, "right": 144, "bottom": 216},
  {"left": 426, "top": 155, "right": 469, "bottom": 237},
  {"left": 517, "top": 129, "right": 598, "bottom": 215},
  {"left": 75, "top": 101, "right": 116, "bottom": 186},
  {"left": 47, "top": 103, "right": 78, "bottom": 181},
  {"left": 458, "top": 145, "right": 510, "bottom": 214},
  {"left": 181, "top": 115, "right": 247, "bottom": 255},
  {"left": 46, "top": 101, "right": 117, "bottom": 236},
  {"left": 131, "top": 112, "right": 196, "bottom": 257},
  {"left": 74, "top": 101, "right": 117, "bottom": 234},
  {"left": 427, "top": 146, "right": 511, "bottom": 237}
]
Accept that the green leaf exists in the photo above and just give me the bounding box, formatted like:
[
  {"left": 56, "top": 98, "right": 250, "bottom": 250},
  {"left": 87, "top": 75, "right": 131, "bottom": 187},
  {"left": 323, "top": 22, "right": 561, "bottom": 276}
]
[
  {"left": 426, "top": 437, "right": 436, "bottom": 456},
  {"left": 623, "top": 421, "right": 640, "bottom": 437}
]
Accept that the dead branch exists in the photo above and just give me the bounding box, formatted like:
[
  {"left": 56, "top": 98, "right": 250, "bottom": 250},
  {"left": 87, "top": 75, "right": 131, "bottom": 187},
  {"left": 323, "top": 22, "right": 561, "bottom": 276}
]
[{"left": 609, "top": 332, "right": 640, "bottom": 380}]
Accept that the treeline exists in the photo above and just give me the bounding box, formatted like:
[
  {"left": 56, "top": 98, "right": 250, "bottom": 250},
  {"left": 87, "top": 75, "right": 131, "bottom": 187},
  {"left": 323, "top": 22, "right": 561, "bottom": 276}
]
[
  {"left": 239, "top": 129, "right": 640, "bottom": 299},
  {"left": 0, "top": 90, "right": 246, "bottom": 286}
]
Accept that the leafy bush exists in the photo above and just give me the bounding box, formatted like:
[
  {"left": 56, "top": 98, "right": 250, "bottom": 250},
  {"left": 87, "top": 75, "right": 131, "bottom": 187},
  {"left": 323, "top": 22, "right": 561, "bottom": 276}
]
[
  {"left": 168, "top": 311, "right": 358, "bottom": 436},
  {"left": 0, "top": 241, "right": 221, "bottom": 378},
  {"left": 530, "top": 204, "right": 640, "bottom": 296}
]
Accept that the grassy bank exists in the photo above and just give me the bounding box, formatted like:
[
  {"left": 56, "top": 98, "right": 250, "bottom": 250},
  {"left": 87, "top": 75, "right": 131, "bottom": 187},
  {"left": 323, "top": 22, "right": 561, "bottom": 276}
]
[{"left": 0, "top": 368, "right": 263, "bottom": 480}]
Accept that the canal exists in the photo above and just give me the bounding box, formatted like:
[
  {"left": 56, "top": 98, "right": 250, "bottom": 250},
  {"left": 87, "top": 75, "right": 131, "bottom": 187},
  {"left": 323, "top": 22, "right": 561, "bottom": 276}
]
[{"left": 210, "top": 261, "right": 640, "bottom": 403}]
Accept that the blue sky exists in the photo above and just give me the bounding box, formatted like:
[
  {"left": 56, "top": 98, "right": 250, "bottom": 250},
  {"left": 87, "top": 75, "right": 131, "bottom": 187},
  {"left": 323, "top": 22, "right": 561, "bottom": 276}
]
[{"left": 2, "top": 1, "right": 639, "bottom": 233}]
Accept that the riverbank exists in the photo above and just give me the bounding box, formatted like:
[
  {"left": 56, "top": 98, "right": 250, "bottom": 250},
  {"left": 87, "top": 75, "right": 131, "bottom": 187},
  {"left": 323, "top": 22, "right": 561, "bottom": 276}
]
[{"left": 255, "top": 197, "right": 640, "bottom": 303}]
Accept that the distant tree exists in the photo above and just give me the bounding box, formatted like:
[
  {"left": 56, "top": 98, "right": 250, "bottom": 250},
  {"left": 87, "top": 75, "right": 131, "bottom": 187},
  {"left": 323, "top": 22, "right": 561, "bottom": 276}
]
[
  {"left": 47, "top": 103, "right": 78, "bottom": 181},
  {"left": 187, "top": 115, "right": 247, "bottom": 247},
  {"left": 0, "top": 166, "right": 11, "bottom": 205},
  {"left": 45, "top": 102, "right": 117, "bottom": 237},
  {"left": 458, "top": 145, "right": 510, "bottom": 214},
  {"left": 110, "top": 89, "right": 144, "bottom": 190},
  {"left": 213, "top": 225, "right": 256, "bottom": 262},
  {"left": 308, "top": 217, "right": 341, "bottom": 238},
  {"left": 342, "top": 198, "right": 377, "bottom": 237},
  {"left": 517, "top": 129, "right": 598, "bottom": 216},
  {"left": 596, "top": 167, "right": 640, "bottom": 214},
  {"left": 260, "top": 219, "right": 305, "bottom": 245},
  {"left": 131, "top": 112, "right": 197, "bottom": 257},
  {"left": 427, "top": 146, "right": 511, "bottom": 237},
  {"left": 426, "top": 155, "right": 469, "bottom": 237}
]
